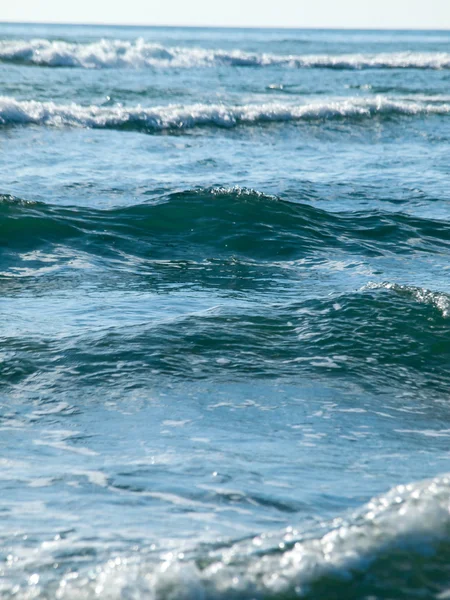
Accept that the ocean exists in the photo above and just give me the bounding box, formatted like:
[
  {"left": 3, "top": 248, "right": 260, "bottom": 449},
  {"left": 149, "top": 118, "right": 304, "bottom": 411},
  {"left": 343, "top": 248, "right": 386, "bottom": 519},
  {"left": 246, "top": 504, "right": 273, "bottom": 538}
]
[{"left": 1, "top": 22, "right": 450, "bottom": 599}]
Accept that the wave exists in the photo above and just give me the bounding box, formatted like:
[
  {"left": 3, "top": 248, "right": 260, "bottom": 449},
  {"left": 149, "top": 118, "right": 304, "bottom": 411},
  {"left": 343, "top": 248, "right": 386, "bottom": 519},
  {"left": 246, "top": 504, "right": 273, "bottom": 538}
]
[
  {"left": 2, "top": 287, "right": 449, "bottom": 389},
  {"left": 1, "top": 38, "right": 450, "bottom": 70},
  {"left": 44, "top": 284, "right": 450, "bottom": 387},
  {"left": 5, "top": 473, "right": 450, "bottom": 598},
  {"left": 0, "top": 96, "right": 449, "bottom": 132},
  {"left": 2, "top": 190, "right": 449, "bottom": 387},
  {"left": 2, "top": 188, "right": 450, "bottom": 263}
]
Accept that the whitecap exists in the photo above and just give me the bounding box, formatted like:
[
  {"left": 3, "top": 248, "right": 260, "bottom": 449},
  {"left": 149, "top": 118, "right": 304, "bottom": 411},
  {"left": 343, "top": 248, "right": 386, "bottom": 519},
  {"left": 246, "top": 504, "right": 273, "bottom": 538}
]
[
  {"left": 35, "top": 473, "right": 450, "bottom": 599},
  {"left": 0, "top": 95, "right": 449, "bottom": 132},
  {"left": 2, "top": 39, "right": 450, "bottom": 70}
]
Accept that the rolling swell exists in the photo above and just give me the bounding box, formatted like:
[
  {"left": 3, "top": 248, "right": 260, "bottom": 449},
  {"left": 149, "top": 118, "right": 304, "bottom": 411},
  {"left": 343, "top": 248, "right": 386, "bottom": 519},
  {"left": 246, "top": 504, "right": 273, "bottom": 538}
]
[
  {"left": 1, "top": 39, "right": 450, "bottom": 70},
  {"left": 2, "top": 284, "right": 449, "bottom": 389},
  {"left": 0, "top": 96, "right": 449, "bottom": 132},
  {"left": 3, "top": 183, "right": 450, "bottom": 388},
  {"left": 2, "top": 189, "right": 450, "bottom": 266},
  {"left": 8, "top": 474, "right": 450, "bottom": 599}
]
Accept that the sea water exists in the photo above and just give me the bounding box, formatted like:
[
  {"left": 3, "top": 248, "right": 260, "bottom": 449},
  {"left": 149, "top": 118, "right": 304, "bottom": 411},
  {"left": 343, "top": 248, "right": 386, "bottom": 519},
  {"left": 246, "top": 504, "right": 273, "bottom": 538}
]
[{"left": 1, "top": 23, "right": 450, "bottom": 599}]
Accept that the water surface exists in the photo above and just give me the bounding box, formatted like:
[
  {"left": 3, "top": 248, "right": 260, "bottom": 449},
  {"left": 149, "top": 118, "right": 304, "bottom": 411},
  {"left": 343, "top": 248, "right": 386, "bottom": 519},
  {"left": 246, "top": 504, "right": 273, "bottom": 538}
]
[{"left": 1, "top": 23, "right": 450, "bottom": 599}]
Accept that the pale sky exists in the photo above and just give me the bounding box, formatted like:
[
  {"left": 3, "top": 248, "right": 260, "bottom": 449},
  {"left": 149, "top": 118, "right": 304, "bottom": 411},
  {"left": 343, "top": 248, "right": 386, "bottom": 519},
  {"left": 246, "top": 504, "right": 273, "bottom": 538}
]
[{"left": 1, "top": 0, "right": 450, "bottom": 30}]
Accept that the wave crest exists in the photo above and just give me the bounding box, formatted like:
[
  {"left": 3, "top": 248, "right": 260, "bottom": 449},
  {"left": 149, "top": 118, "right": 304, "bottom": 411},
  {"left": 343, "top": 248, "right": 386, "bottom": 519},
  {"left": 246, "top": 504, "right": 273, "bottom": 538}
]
[
  {"left": 366, "top": 282, "right": 450, "bottom": 318},
  {"left": 0, "top": 96, "right": 449, "bottom": 132},
  {"left": 2, "top": 189, "right": 450, "bottom": 260},
  {"left": 148, "top": 474, "right": 450, "bottom": 599},
  {"left": 8, "top": 474, "right": 450, "bottom": 599},
  {"left": 1, "top": 39, "right": 450, "bottom": 70}
]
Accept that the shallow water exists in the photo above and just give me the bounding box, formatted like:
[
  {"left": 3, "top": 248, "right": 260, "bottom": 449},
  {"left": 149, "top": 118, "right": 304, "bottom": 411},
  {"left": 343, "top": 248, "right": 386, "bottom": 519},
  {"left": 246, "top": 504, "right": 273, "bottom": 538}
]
[{"left": 1, "top": 24, "right": 450, "bottom": 599}]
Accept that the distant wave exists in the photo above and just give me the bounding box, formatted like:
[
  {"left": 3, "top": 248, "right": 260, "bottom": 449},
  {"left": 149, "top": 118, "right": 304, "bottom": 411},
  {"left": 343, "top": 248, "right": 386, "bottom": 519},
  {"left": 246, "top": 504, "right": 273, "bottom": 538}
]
[
  {"left": 0, "top": 96, "right": 449, "bottom": 132},
  {"left": 1, "top": 38, "right": 450, "bottom": 69}
]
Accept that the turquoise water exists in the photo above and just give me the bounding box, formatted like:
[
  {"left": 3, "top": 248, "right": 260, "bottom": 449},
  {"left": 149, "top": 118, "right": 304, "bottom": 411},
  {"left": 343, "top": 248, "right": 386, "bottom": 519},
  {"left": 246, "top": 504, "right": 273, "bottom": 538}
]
[{"left": 1, "top": 23, "right": 450, "bottom": 599}]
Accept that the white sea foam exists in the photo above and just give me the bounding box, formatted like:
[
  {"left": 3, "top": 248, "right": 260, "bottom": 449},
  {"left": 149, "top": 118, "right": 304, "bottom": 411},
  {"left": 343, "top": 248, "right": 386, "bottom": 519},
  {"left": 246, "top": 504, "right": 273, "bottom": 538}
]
[
  {"left": 0, "top": 96, "right": 449, "bottom": 132},
  {"left": 1, "top": 38, "right": 450, "bottom": 69},
  {"left": 366, "top": 282, "right": 450, "bottom": 318},
  {"left": 7, "top": 473, "right": 450, "bottom": 599}
]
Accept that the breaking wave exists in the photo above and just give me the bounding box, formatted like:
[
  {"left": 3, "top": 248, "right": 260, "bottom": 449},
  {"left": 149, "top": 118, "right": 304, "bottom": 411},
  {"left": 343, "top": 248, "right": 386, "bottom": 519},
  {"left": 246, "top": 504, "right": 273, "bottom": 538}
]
[
  {"left": 366, "top": 282, "right": 450, "bottom": 318},
  {"left": 0, "top": 96, "right": 449, "bottom": 132},
  {"left": 5, "top": 473, "right": 450, "bottom": 599},
  {"left": 2, "top": 38, "right": 450, "bottom": 70}
]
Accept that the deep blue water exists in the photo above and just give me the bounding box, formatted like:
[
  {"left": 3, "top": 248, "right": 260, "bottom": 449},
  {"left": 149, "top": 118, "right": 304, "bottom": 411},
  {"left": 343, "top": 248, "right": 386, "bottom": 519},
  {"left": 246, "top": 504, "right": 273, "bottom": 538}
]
[{"left": 1, "top": 23, "right": 450, "bottom": 599}]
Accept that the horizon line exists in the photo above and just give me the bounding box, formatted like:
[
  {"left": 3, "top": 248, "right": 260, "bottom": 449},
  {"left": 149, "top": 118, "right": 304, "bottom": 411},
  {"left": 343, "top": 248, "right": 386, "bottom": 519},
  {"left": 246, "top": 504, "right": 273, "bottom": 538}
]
[{"left": 1, "top": 20, "right": 450, "bottom": 32}]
